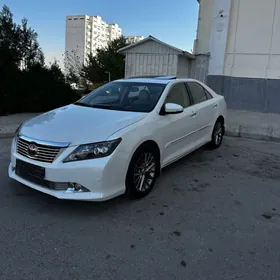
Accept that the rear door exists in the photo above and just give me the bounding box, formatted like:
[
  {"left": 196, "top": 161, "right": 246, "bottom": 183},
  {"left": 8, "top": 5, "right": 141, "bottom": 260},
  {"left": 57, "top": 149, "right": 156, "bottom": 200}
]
[{"left": 186, "top": 82, "right": 218, "bottom": 144}]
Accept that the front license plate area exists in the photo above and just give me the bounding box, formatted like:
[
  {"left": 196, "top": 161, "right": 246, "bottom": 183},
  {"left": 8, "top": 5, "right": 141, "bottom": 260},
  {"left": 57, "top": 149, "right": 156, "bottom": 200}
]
[{"left": 16, "top": 159, "right": 45, "bottom": 180}]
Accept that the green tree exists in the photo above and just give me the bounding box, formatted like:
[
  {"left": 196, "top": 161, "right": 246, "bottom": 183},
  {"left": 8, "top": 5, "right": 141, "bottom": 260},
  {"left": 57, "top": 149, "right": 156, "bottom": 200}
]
[
  {"left": 0, "top": 5, "right": 21, "bottom": 68},
  {"left": 0, "top": 5, "right": 43, "bottom": 69},
  {"left": 63, "top": 49, "right": 82, "bottom": 84},
  {"left": 81, "top": 53, "right": 103, "bottom": 85},
  {"left": 0, "top": 5, "right": 77, "bottom": 115},
  {"left": 19, "top": 18, "right": 44, "bottom": 68},
  {"left": 82, "top": 36, "right": 128, "bottom": 84}
]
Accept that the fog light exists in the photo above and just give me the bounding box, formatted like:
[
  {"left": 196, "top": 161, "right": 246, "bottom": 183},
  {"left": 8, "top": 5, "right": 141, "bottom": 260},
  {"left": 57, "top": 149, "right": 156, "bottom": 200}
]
[{"left": 66, "top": 182, "right": 89, "bottom": 193}]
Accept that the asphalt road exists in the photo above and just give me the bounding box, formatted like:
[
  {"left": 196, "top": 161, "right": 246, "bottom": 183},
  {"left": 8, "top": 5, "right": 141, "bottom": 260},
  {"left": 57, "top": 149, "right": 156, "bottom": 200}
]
[{"left": 1, "top": 137, "right": 280, "bottom": 280}]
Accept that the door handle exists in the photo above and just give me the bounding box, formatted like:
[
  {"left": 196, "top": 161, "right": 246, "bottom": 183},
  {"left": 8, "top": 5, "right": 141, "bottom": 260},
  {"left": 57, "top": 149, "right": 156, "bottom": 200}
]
[
  {"left": 213, "top": 104, "right": 218, "bottom": 108},
  {"left": 190, "top": 112, "right": 197, "bottom": 117}
]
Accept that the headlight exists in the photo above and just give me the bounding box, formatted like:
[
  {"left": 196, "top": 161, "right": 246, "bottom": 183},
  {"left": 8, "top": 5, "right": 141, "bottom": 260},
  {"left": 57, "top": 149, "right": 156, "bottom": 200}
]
[{"left": 63, "top": 138, "right": 122, "bottom": 162}]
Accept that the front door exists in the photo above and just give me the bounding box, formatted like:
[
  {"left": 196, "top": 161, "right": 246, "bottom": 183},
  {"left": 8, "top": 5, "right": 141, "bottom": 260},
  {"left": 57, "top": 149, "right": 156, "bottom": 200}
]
[{"left": 156, "top": 82, "right": 198, "bottom": 167}]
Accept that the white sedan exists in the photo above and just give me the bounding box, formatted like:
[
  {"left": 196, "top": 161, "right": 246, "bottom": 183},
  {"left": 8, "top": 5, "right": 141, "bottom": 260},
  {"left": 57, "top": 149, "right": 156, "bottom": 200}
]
[{"left": 9, "top": 77, "right": 227, "bottom": 201}]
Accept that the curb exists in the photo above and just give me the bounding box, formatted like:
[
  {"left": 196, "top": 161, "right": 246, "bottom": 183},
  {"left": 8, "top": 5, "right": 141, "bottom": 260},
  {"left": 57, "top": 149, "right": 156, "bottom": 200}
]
[{"left": 225, "top": 124, "right": 280, "bottom": 143}]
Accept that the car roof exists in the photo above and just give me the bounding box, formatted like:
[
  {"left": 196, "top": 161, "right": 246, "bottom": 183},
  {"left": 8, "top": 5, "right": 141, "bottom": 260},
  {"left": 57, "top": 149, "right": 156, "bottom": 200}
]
[{"left": 116, "top": 77, "right": 201, "bottom": 85}]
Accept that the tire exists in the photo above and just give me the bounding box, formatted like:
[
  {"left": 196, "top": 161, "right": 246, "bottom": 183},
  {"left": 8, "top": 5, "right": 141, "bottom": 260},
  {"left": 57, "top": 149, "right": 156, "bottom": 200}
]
[
  {"left": 125, "top": 145, "right": 158, "bottom": 199},
  {"left": 209, "top": 119, "right": 224, "bottom": 149}
]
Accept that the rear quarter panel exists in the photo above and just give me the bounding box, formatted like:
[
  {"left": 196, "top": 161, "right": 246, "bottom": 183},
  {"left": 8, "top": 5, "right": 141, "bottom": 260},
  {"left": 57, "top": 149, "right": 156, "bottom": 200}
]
[
  {"left": 217, "top": 95, "right": 227, "bottom": 129},
  {"left": 199, "top": 81, "right": 227, "bottom": 129}
]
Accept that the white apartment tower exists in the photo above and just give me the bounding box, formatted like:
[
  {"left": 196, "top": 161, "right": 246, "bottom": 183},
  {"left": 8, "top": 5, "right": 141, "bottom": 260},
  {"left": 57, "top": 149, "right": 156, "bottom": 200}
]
[
  {"left": 65, "top": 15, "right": 122, "bottom": 66},
  {"left": 125, "top": 36, "right": 144, "bottom": 44}
]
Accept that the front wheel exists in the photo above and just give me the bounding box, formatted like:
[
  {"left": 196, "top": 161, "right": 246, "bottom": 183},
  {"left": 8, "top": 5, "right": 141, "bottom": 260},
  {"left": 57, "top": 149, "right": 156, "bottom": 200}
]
[
  {"left": 126, "top": 146, "right": 158, "bottom": 199},
  {"left": 210, "top": 120, "right": 224, "bottom": 149}
]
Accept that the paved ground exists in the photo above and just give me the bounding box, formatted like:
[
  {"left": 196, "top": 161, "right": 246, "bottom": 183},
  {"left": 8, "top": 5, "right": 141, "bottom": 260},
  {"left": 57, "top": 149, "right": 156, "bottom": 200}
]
[
  {"left": 0, "top": 113, "right": 39, "bottom": 138},
  {"left": 1, "top": 137, "right": 280, "bottom": 280}
]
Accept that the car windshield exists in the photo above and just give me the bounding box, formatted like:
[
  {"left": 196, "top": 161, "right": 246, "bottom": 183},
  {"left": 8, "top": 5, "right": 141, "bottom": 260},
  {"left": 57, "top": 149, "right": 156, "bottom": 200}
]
[{"left": 75, "top": 81, "right": 167, "bottom": 113}]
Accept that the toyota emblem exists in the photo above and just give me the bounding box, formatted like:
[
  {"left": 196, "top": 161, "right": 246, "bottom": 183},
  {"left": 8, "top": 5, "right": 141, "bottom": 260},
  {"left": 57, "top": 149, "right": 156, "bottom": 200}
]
[{"left": 28, "top": 143, "right": 38, "bottom": 157}]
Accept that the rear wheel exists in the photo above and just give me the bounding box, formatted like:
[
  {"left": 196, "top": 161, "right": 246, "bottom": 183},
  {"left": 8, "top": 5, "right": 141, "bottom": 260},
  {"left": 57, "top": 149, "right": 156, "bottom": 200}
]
[
  {"left": 210, "top": 120, "right": 224, "bottom": 149},
  {"left": 126, "top": 146, "right": 158, "bottom": 199}
]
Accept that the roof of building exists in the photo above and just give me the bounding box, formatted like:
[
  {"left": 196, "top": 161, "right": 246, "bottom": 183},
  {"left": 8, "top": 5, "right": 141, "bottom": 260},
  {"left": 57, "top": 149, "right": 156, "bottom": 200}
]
[{"left": 118, "top": 35, "right": 195, "bottom": 59}]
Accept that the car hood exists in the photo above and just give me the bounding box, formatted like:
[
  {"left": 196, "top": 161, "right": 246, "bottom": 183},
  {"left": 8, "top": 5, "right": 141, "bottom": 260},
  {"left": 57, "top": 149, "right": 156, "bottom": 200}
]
[{"left": 20, "top": 104, "right": 147, "bottom": 146}]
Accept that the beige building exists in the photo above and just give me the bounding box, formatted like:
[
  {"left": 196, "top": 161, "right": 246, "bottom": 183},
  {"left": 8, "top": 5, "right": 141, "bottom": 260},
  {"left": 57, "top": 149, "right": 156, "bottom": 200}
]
[{"left": 194, "top": 0, "right": 280, "bottom": 113}]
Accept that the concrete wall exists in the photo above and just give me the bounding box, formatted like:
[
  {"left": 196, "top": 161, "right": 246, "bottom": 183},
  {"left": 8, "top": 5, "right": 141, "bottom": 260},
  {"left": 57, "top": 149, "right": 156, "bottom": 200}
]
[
  {"left": 207, "top": 75, "right": 280, "bottom": 114},
  {"left": 197, "top": 0, "right": 280, "bottom": 79},
  {"left": 196, "top": 0, "right": 280, "bottom": 113},
  {"left": 194, "top": 0, "right": 214, "bottom": 54},
  {"left": 189, "top": 54, "right": 209, "bottom": 83},
  {"left": 176, "top": 56, "right": 190, "bottom": 78},
  {"left": 208, "top": 0, "right": 232, "bottom": 75},
  {"left": 225, "top": 0, "right": 280, "bottom": 79}
]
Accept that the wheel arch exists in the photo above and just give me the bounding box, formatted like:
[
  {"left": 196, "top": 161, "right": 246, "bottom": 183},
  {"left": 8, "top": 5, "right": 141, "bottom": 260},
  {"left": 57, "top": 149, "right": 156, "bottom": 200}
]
[
  {"left": 217, "top": 115, "right": 225, "bottom": 124},
  {"left": 216, "top": 115, "right": 225, "bottom": 134}
]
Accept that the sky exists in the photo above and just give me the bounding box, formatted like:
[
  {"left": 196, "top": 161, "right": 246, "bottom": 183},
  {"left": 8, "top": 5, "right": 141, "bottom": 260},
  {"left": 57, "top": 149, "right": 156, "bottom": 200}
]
[{"left": 2, "top": 0, "right": 199, "bottom": 67}]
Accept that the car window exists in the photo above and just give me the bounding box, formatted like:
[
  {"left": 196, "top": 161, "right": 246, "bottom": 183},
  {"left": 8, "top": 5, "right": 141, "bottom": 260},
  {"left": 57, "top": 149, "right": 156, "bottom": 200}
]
[
  {"left": 78, "top": 81, "right": 166, "bottom": 113},
  {"left": 204, "top": 88, "right": 213, "bottom": 99},
  {"left": 187, "top": 82, "right": 208, "bottom": 104},
  {"left": 165, "top": 83, "right": 190, "bottom": 108}
]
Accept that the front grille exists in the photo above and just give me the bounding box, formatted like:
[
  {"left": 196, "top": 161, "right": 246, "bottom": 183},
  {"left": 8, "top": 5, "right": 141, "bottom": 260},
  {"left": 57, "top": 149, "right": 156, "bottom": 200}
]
[{"left": 17, "top": 137, "right": 61, "bottom": 163}]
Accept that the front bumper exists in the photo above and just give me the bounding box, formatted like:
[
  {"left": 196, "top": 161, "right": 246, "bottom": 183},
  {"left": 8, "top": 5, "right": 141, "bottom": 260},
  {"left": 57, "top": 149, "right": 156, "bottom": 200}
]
[{"left": 9, "top": 139, "right": 127, "bottom": 201}]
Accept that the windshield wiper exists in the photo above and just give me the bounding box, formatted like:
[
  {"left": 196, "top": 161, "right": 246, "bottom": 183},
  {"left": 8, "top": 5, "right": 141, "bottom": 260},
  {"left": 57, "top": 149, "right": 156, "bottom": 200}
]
[
  {"left": 74, "top": 102, "right": 93, "bottom": 108},
  {"left": 74, "top": 102, "right": 113, "bottom": 109},
  {"left": 91, "top": 104, "right": 113, "bottom": 109}
]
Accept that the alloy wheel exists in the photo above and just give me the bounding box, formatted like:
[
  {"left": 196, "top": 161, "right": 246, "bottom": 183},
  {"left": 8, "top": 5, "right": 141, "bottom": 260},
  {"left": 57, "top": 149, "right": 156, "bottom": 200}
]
[
  {"left": 214, "top": 123, "right": 223, "bottom": 146},
  {"left": 133, "top": 152, "right": 156, "bottom": 192}
]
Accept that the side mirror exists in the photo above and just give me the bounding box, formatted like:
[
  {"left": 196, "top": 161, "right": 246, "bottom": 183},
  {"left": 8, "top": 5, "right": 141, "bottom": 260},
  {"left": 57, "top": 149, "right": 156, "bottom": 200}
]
[{"left": 164, "top": 103, "right": 184, "bottom": 114}]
